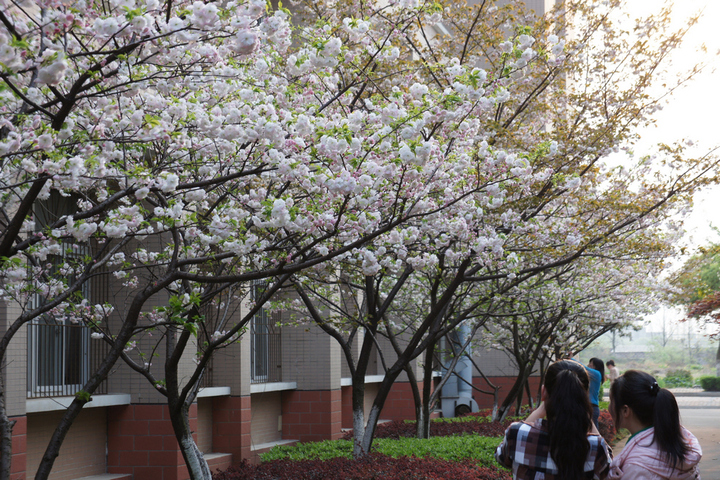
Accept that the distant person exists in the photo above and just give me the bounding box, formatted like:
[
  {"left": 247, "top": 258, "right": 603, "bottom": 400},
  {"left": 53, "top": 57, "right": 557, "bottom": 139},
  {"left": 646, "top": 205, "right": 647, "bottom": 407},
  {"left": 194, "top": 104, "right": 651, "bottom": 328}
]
[
  {"left": 608, "top": 370, "right": 701, "bottom": 480},
  {"left": 607, "top": 360, "right": 619, "bottom": 383},
  {"left": 496, "top": 359, "right": 612, "bottom": 480},
  {"left": 587, "top": 357, "right": 605, "bottom": 429}
]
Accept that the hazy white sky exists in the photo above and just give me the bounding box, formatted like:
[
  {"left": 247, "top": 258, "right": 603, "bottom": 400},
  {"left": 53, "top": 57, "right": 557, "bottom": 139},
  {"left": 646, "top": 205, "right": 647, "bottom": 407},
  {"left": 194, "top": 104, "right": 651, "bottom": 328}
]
[
  {"left": 627, "top": 1, "right": 720, "bottom": 249},
  {"left": 619, "top": 1, "right": 720, "bottom": 332}
]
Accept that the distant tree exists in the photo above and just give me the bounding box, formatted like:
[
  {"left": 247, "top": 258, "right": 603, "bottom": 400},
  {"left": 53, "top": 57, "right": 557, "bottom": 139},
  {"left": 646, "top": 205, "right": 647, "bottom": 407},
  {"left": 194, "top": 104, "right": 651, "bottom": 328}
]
[{"left": 668, "top": 240, "right": 720, "bottom": 374}]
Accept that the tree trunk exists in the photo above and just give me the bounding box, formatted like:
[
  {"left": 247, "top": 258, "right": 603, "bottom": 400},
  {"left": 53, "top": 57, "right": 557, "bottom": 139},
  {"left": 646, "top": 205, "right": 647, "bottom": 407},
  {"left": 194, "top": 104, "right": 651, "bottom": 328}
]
[
  {"left": 417, "top": 341, "right": 436, "bottom": 439},
  {"left": 401, "top": 365, "right": 426, "bottom": 439},
  {"left": 351, "top": 375, "right": 367, "bottom": 458},
  {"left": 495, "top": 364, "right": 529, "bottom": 422},
  {"left": 171, "top": 403, "right": 211, "bottom": 480},
  {"left": 0, "top": 381, "right": 15, "bottom": 480},
  {"left": 416, "top": 408, "right": 429, "bottom": 440},
  {"left": 359, "top": 404, "right": 382, "bottom": 455},
  {"left": 716, "top": 339, "right": 720, "bottom": 377},
  {"left": 524, "top": 379, "right": 534, "bottom": 410}
]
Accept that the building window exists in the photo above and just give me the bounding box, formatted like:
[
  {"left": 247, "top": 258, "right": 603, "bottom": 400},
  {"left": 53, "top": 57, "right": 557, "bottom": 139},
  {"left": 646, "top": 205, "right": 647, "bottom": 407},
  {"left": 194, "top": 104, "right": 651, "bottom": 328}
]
[
  {"left": 27, "top": 193, "right": 108, "bottom": 398},
  {"left": 250, "top": 282, "right": 282, "bottom": 384}
]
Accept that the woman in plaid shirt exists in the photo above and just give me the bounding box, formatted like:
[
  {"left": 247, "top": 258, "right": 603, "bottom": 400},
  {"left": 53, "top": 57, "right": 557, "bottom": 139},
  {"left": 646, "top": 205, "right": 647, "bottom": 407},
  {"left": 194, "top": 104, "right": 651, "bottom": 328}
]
[{"left": 496, "top": 360, "right": 612, "bottom": 480}]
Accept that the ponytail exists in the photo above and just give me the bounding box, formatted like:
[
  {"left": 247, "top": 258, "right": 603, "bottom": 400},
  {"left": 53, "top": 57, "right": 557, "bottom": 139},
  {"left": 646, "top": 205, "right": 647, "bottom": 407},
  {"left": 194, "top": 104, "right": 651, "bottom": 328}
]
[
  {"left": 544, "top": 361, "right": 593, "bottom": 480},
  {"left": 654, "top": 388, "right": 688, "bottom": 470},
  {"left": 610, "top": 370, "right": 689, "bottom": 470}
]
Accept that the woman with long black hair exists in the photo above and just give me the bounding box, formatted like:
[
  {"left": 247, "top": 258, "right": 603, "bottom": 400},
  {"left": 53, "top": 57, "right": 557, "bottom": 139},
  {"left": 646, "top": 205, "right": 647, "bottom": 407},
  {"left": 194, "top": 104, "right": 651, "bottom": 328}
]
[
  {"left": 496, "top": 360, "right": 612, "bottom": 479},
  {"left": 608, "top": 370, "right": 702, "bottom": 479},
  {"left": 587, "top": 357, "right": 606, "bottom": 429}
]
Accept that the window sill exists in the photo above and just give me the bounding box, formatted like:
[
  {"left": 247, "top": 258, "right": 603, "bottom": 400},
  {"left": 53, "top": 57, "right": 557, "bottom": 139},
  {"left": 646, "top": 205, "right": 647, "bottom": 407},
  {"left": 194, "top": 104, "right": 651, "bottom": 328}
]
[
  {"left": 26, "top": 393, "right": 131, "bottom": 413},
  {"left": 250, "top": 381, "right": 297, "bottom": 394},
  {"left": 197, "top": 387, "right": 231, "bottom": 398},
  {"left": 340, "top": 375, "right": 385, "bottom": 387}
]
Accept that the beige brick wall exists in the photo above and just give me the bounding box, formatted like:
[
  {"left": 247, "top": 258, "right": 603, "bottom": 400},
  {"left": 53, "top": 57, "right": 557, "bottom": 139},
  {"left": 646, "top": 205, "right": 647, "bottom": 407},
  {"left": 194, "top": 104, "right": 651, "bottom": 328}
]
[
  {"left": 0, "top": 300, "right": 27, "bottom": 417},
  {"left": 207, "top": 291, "right": 253, "bottom": 396},
  {"left": 364, "top": 383, "right": 379, "bottom": 417},
  {"left": 211, "top": 338, "right": 248, "bottom": 396},
  {"left": 197, "top": 397, "right": 213, "bottom": 454},
  {"left": 26, "top": 408, "right": 106, "bottom": 480},
  {"left": 250, "top": 392, "right": 282, "bottom": 447},
  {"left": 104, "top": 283, "right": 172, "bottom": 403},
  {"left": 282, "top": 323, "right": 341, "bottom": 390},
  {"left": 471, "top": 346, "right": 528, "bottom": 376}
]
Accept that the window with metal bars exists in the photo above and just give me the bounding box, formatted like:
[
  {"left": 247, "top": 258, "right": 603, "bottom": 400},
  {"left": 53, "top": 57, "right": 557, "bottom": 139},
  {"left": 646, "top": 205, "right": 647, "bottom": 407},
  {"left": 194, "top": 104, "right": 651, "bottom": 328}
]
[
  {"left": 26, "top": 193, "right": 108, "bottom": 398},
  {"left": 250, "top": 282, "right": 282, "bottom": 384}
]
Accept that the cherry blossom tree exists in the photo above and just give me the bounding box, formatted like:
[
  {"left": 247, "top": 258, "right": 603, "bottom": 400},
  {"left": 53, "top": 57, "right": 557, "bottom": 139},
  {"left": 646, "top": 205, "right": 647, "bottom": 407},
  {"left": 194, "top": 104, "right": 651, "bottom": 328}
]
[
  {"left": 282, "top": 0, "right": 720, "bottom": 450},
  {"left": 0, "top": 0, "right": 508, "bottom": 477},
  {"left": 482, "top": 249, "right": 669, "bottom": 420},
  {"left": 1, "top": 0, "right": 719, "bottom": 478}
]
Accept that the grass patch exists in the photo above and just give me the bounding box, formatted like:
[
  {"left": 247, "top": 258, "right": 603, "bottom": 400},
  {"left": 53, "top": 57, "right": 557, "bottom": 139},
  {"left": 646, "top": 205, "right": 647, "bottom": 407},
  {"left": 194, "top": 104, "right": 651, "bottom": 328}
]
[{"left": 261, "top": 434, "right": 503, "bottom": 466}]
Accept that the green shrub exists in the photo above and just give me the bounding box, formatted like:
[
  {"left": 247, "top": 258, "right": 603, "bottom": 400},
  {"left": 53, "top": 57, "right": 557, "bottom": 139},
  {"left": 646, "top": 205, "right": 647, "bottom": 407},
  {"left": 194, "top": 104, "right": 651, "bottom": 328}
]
[
  {"left": 261, "top": 435, "right": 503, "bottom": 466},
  {"left": 664, "top": 369, "right": 693, "bottom": 388},
  {"left": 699, "top": 376, "right": 720, "bottom": 392}
]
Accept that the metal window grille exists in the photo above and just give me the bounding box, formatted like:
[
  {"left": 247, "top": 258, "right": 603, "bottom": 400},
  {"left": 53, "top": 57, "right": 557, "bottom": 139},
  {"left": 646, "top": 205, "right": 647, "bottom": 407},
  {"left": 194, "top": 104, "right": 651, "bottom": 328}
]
[
  {"left": 27, "top": 321, "right": 109, "bottom": 398},
  {"left": 250, "top": 283, "right": 282, "bottom": 384},
  {"left": 27, "top": 193, "right": 108, "bottom": 398},
  {"left": 197, "top": 314, "right": 215, "bottom": 389}
]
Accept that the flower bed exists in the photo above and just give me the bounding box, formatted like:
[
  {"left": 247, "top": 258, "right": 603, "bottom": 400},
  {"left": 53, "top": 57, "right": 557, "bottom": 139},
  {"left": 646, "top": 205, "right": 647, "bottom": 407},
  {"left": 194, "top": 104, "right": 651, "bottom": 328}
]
[
  {"left": 362, "top": 411, "right": 516, "bottom": 440},
  {"left": 213, "top": 455, "right": 511, "bottom": 480},
  {"left": 213, "top": 407, "right": 616, "bottom": 479}
]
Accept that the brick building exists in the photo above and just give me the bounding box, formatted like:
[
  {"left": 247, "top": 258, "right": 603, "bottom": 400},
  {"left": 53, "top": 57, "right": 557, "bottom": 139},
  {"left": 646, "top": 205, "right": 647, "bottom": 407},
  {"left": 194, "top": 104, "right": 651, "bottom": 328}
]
[{"left": 1, "top": 1, "right": 555, "bottom": 478}]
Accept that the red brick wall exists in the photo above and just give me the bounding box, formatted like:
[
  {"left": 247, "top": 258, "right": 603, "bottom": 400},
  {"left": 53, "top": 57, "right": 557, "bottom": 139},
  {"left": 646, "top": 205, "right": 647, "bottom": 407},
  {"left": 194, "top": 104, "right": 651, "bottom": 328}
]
[
  {"left": 212, "top": 396, "right": 251, "bottom": 465},
  {"left": 282, "top": 390, "right": 342, "bottom": 443},
  {"left": 10, "top": 415, "right": 26, "bottom": 480},
  {"left": 379, "top": 382, "right": 418, "bottom": 422},
  {"left": 107, "top": 404, "right": 198, "bottom": 480},
  {"left": 341, "top": 386, "right": 352, "bottom": 429},
  {"left": 341, "top": 377, "right": 543, "bottom": 421},
  {"left": 473, "top": 376, "right": 542, "bottom": 409}
]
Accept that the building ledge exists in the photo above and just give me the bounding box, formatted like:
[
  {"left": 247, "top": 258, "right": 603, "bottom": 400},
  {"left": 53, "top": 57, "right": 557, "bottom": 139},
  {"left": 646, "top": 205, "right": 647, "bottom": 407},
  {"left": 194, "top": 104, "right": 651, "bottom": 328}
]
[
  {"left": 250, "top": 381, "right": 297, "bottom": 394},
  {"left": 251, "top": 438, "right": 298, "bottom": 452},
  {"left": 27, "top": 394, "right": 131, "bottom": 413},
  {"left": 205, "top": 452, "right": 232, "bottom": 471},
  {"left": 341, "top": 374, "right": 385, "bottom": 387},
  {"left": 197, "top": 386, "right": 231, "bottom": 398},
  {"left": 75, "top": 475, "right": 132, "bottom": 480}
]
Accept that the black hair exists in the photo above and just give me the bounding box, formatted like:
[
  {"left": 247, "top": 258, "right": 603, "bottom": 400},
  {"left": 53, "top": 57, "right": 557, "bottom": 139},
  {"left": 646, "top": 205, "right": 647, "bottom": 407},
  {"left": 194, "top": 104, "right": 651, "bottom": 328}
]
[
  {"left": 544, "top": 360, "right": 593, "bottom": 480},
  {"left": 589, "top": 357, "right": 605, "bottom": 382},
  {"left": 610, "top": 370, "right": 688, "bottom": 470},
  {"left": 606, "top": 360, "right": 615, "bottom": 367}
]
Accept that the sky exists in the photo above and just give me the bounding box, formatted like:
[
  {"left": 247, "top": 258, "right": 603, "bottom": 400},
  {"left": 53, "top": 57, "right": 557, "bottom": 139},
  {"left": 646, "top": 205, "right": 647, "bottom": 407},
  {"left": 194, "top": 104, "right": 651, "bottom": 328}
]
[
  {"left": 622, "top": 1, "right": 720, "bottom": 333},
  {"left": 628, "top": 1, "right": 720, "bottom": 247}
]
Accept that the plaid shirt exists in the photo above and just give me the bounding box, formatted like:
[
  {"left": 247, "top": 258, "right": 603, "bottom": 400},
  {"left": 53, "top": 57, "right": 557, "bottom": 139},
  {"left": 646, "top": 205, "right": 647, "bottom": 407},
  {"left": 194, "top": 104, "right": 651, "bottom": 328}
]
[{"left": 495, "top": 420, "right": 612, "bottom": 480}]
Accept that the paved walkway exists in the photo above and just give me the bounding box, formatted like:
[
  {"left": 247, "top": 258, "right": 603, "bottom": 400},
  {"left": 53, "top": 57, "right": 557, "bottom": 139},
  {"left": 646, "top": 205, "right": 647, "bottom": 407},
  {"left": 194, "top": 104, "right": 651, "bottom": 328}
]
[
  {"left": 604, "top": 388, "right": 720, "bottom": 408},
  {"left": 608, "top": 388, "right": 720, "bottom": 478}
]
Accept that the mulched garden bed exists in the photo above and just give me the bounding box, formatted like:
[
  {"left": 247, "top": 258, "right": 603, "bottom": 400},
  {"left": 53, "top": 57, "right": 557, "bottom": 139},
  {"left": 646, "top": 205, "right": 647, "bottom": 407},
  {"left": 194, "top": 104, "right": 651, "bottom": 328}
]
[
  {"left": 213, "top": 407, "right": 617, "bottom": 479},
  {"left": 213, "top": 455, "right": 511, "bottom": 480}
]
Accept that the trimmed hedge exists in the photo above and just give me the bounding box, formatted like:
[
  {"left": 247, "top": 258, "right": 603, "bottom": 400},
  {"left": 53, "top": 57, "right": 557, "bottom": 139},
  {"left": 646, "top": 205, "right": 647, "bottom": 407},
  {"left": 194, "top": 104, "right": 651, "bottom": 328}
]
[
  {"left": 213, "top": 456, "right": 512, "bottom": 480},
  {"left": 699, "top": 376, "right": 720, "bottom": 392},
  {"left": 262, "top": 435, "right": 502, "bottom": 465},
  {"left": 664, "top": 370, "right": 694, "bottom": 388},
  {"left": 214, "top": 407, "right": 617, "bottom": 479},
  {"left": 354, "top": 413, "right": 515, "bottom": 441}
]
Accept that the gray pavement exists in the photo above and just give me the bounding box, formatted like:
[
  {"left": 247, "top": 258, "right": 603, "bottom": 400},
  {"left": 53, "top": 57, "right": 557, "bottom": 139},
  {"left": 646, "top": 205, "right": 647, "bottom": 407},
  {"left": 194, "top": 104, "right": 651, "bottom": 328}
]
[
  {"left": 680, "top": 408, "right": 720, "bottom": 479},
  {"left": 607, "top": 388, "right": 720, "bottom": 479}
]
